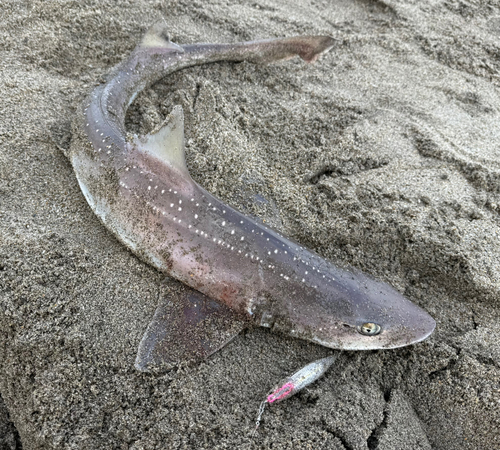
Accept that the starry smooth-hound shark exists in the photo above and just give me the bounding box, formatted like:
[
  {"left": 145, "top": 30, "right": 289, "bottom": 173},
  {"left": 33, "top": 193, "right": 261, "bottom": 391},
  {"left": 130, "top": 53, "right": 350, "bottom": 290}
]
[{"left": 68, "top": 22, "right": 435, "bottom": 371}]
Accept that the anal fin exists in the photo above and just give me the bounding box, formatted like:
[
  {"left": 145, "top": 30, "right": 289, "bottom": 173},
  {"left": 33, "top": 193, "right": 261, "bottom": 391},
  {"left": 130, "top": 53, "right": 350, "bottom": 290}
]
[{"left": 135, "top": 286, "right": 246, "bottom": 372}]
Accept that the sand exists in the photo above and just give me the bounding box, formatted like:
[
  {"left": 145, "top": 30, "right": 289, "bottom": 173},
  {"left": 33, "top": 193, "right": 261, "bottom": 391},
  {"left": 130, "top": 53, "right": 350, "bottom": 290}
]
[{"left": 1, "top": 0, "right": 499, "bottom": 449}]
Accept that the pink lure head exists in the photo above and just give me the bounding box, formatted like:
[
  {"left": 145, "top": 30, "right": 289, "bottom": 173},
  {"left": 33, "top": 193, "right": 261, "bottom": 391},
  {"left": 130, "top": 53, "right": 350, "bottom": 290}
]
[{"left": 267, "top": 382, "right": 295, "bottom": 404}]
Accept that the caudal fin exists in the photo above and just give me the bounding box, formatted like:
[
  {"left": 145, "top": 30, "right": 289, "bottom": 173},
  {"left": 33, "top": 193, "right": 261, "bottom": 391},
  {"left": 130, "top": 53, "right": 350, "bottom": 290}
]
[
  {"left": 180, "top": 34, "right": 336, "bottom": 66},
  {"left": 289, "top": 35, "right": 337, "bottom": 63}
]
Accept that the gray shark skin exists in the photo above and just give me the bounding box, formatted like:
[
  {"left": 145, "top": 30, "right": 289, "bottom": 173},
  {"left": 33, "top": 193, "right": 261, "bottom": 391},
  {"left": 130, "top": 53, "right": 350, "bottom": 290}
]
[{"left": 68, "top": 22, "right": 435, "bottom": 370}]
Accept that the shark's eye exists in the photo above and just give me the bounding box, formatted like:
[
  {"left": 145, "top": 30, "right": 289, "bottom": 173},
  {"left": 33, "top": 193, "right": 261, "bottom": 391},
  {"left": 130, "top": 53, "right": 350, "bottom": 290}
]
[{"left": 358, "top": 322, "right": 381, "bottom": 336}]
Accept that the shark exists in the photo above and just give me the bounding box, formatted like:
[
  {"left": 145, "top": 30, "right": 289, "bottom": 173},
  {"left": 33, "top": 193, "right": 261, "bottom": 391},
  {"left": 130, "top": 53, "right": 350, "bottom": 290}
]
[{"left": 67, "top": 21, "right": 435, "bottom": 371}]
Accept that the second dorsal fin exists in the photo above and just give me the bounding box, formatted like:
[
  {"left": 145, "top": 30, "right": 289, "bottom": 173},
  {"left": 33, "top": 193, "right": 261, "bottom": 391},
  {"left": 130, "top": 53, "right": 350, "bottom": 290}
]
[
  {"left": 141, "top": 21, "right": 184, "bottom": 53},
  {"left": 136, "top": 105, "right": 188, "bottom": 174}
]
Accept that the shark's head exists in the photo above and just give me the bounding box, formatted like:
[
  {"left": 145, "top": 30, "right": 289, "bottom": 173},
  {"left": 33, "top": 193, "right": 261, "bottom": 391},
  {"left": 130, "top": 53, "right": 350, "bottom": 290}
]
[
  {"left": 260, "top": 265, "right": 436, "bottom": 351},
  {"left": 316, "top": 270, "right": 435, "bottom": 350}
]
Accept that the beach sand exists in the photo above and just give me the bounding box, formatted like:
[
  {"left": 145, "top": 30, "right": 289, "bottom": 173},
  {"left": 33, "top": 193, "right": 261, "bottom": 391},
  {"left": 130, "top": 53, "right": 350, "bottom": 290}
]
[{"left": 1, "top": 0, "right": 499, "bottom": 449}]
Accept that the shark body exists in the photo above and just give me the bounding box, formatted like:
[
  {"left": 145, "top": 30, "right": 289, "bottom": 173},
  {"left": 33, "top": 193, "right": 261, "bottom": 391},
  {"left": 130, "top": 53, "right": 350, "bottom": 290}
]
[{"left": 68, "top": 22, "right": 435, "bottom": 371}]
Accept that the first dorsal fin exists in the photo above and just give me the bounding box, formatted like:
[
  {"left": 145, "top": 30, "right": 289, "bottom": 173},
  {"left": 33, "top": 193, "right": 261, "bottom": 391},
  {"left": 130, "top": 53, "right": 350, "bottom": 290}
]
[
  {"left": 141, "top": 20, "right": 184, "bottom": 53},
  {"left": 136, "top": 105, "right": 189, "bottom": 174}
]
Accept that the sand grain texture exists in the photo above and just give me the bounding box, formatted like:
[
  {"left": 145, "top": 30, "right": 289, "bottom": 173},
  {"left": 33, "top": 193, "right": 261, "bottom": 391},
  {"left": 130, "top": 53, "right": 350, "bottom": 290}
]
[{"left": 1, "top": 1, "right": 499, "bottom": 449}]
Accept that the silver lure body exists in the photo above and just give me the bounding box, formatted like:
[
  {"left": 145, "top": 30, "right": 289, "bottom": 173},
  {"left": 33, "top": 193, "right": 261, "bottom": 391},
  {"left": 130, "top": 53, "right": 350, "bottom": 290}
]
[{"left": 68, "top": 22, "right": 435, "bottom": 368}]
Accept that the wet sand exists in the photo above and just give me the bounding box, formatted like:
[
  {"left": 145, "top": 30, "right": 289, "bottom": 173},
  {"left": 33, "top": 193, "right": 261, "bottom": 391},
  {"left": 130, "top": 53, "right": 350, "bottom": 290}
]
[{"left": 1, "top": 1, "right": 499, "bottom": 449}]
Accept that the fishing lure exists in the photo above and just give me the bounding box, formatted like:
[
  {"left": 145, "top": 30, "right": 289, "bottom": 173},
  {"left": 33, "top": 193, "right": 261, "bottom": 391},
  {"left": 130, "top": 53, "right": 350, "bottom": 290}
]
[
  {"left": 254, "top": 355, "right": 338, "bottom": 432},
  {"left": 67, "top": 21, "right": 435, "bottom": 371}
]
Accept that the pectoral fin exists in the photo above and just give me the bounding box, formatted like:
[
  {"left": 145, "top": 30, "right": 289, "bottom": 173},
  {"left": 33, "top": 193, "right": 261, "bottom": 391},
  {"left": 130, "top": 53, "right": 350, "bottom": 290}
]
[{"left": 135, "top": 286, "right": 246, "bottom": 372}]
